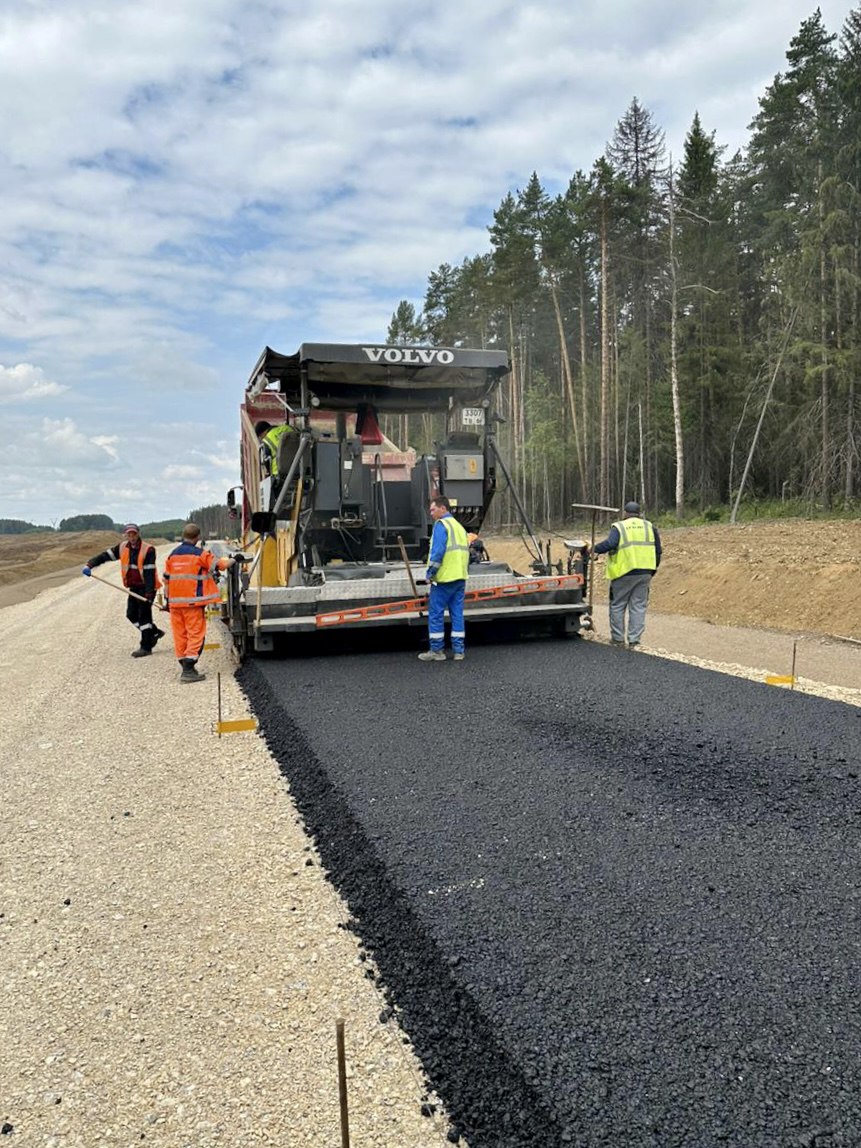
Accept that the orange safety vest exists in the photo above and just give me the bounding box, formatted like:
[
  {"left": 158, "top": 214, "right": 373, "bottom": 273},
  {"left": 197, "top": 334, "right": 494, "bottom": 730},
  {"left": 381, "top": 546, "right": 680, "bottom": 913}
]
[
  {"left": 120, "top": 541, "right": 161, "bottom": 590},
  {"left": 164, "top": 547, "right": 221, "bottom": 607}
]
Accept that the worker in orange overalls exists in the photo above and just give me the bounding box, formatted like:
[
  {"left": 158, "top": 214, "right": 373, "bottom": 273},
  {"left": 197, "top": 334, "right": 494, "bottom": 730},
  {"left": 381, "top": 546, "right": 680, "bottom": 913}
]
[{"left": 163, "top": 522, "right": 236, "bottom": 684}]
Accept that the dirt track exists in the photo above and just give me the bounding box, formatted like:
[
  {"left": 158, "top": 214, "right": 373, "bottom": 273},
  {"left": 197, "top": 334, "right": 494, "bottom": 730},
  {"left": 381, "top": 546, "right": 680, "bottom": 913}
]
[{"left": 0, "top": 531, "right": 122, "bottom": 590}]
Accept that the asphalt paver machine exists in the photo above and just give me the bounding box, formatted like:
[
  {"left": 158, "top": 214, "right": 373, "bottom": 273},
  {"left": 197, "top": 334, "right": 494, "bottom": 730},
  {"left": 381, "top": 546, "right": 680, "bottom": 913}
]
[{"left": 224, "top": 342, "right": 591, "bottom": 655}]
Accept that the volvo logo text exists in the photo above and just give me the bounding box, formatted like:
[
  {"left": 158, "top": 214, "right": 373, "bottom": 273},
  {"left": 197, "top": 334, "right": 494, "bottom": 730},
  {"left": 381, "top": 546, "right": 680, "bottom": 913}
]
[{"left": 362, "top": 346, "right": 455, "bottom": 365}]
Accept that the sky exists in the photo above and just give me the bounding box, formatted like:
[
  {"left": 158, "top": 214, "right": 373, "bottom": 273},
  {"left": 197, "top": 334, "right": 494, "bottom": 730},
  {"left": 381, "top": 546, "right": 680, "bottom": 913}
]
[{"left": 1, "top": 0, "right": 855, "bottom": 527}]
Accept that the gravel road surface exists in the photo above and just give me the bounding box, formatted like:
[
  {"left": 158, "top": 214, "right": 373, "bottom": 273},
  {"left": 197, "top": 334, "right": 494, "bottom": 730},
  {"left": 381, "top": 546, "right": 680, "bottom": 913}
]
[
  {"left": 0, "top": 563, "right": 451, "bottom": 1148},
  {"left": 241, "top": 639, "right": 861, "bottom": 1148}
]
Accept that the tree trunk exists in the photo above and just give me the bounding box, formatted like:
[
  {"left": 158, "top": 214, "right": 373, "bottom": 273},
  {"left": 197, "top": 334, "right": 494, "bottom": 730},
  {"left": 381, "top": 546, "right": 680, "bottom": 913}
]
[
  {"left": 579, "top": 271, "right": 590, "bottom": 484},
  {"left": 819, "top": 162, "right": 830, "bottom": 509},
  {"left": 847, "top": 221, "right": 859, "bottom": 506},
  {"left": 668, "top": 166, "right": 685, "bottom": 518},
  {"left": 599, "top": 200, "right": 611, "bottom": 507},
  {"left": 549, "top": 277, "right": 586, "bottom": 489}
]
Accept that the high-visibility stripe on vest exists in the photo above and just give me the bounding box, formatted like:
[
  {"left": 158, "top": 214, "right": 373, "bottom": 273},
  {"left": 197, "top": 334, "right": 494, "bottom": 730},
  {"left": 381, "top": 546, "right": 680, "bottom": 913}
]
[
  {"left": 605, "top": 517, "right": 657, "bottom": 581},
  {"left": 164, "top": 547, "right": 221, "bottom": 607},
  {"left": 263, "top": 424, "right": 295, "bottom": 477},
  {"left": 435, "top": 516, "right": 470, "bottom": 582},
  {"left": 120, "top": 541, "right": 161, "bottom": 590}
]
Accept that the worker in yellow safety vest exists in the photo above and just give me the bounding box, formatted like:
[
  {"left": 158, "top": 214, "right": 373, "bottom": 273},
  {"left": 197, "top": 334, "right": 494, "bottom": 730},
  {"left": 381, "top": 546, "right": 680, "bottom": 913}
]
[
  {"left": 418, "top": 496, "right": 470, "bottom": 663},
  {"left": 255, "top": 420, "right": 295, "bottom": 478},
  {"left": 590, "top": 501, "right": 662, "bottom": 648}
]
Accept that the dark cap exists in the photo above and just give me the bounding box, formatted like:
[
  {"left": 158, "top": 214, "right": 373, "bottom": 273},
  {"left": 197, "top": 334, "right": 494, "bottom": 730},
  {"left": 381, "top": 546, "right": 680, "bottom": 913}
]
[
  {"left": 254, "top": 420, "right": 272, "bottom": 436},
  {"left": 623, "top": 501, "right": 640, "bottom": 515}
]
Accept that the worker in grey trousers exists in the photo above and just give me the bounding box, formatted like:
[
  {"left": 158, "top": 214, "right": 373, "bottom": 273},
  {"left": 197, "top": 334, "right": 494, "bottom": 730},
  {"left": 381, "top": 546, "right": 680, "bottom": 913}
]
[{"left": 590, "top": 501, "right": 662, "bottom": 648}]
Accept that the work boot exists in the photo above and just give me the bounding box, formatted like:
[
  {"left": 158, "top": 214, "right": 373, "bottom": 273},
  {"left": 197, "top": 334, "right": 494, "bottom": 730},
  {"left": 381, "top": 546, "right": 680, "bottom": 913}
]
[
  {"left": 453, "top": 652, "right": 465, "bottom": 661},
  {"left": 179, "top": 658, "right": 206, "bottom": 684},
  {"left": 417, "top": 650, "right": 446, "bottom": 662},
  {"left": 153, "top": 628, "right": 166, "bottom": 645},
  {"left": 131, "top": 647, "right": 152, "bottom": 658}
]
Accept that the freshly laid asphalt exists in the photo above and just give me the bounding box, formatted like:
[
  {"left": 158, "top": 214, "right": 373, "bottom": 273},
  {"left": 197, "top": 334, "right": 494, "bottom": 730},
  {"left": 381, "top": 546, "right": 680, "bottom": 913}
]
[{"left": 238, "top": 638, "right": 861, "bottom": 1148}]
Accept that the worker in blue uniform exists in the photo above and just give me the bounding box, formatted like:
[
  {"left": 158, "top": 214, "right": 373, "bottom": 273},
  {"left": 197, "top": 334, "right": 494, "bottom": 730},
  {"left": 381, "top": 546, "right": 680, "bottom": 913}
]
[{"left": 419, "top": 496, "right": 470, "bottom": 662}]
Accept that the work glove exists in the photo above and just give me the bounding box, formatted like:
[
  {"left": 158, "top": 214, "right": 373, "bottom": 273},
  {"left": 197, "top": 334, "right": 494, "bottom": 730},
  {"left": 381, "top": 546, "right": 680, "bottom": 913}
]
[
  {"left": 81, "top": 566, "right": 92, "bottom": 577},
  {"left": 144, "top": 593, "right": 155, "bottom": 603}
]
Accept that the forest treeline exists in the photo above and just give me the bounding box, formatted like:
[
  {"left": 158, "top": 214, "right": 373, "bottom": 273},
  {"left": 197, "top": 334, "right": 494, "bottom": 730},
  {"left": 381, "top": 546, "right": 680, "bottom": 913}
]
[
  {"left": 0, "top": 506, "right": 231, "bottom": 539},
  {"left": 387, "top": 9, "right": 861, "bottom": 526}
]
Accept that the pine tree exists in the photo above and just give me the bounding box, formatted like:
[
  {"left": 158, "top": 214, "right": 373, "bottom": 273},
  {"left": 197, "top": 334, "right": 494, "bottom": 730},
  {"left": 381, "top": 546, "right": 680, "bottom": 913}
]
[
  {"left": 834, "top": 5, "right": 861, "bottom": 503},
  {"left": 675, "top": 113, "right": 741, "bottom": 508},
  {"left": 605, "top": 98, "right": 668, "bottom": 507},
  {"left": 515, "top": 173, "right": 587, "bottom": 497},
  {"left": 489, "top": 190, "right": 541, "bottom": 493},
  {"left": 748, "top": 11, "right": 839, "bottom": 506},
  {"left": 386, "top": 300, "right": 424, "bottom": 344}
]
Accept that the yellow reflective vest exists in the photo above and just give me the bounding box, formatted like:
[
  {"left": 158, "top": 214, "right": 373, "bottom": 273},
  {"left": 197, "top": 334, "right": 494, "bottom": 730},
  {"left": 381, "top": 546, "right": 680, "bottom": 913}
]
[
  {"left": 435, "top": 516, "right": 470, "bottom": 582},
  {"left": 262, "top": 424, "right": 295, "bottom": 477},
  {"left": 604, "top": 517, "right": 657, "bottom": 580}
]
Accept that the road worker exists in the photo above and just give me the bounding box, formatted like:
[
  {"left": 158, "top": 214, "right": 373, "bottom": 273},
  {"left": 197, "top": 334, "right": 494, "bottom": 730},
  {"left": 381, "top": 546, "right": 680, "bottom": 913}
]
[
  {"left": 590, "top": 501, "right": 661, "bottom": 648},
  {"left": 467, "top": 532, "right": 490, "bottom": 564},
  {"left": 82, "top": 524, "right": 165, "bottom": 657},
  {"left": 255, "top": 419, "right": 295, "bottom": 478},
  {"left": 419, "top": 496, "right": 470, "bottom": 662},
  {"left": 162, "top": 522, "right": 236, "bottom": 684}
]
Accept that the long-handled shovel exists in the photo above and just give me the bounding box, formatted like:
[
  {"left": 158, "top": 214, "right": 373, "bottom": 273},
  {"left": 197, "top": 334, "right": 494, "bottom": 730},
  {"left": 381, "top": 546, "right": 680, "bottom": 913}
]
[{"left": 86, "top": 570, "right": 168, "bottom": 611}]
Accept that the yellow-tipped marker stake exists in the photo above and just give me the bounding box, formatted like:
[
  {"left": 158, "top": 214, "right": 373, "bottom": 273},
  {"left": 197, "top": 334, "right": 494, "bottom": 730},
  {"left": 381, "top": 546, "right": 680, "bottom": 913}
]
[
  {"left": 766, "top": 641, "right": 797, "bottom": 689},
  {"left": 214, "top": 672, "right": 258, "bottom": 737}
]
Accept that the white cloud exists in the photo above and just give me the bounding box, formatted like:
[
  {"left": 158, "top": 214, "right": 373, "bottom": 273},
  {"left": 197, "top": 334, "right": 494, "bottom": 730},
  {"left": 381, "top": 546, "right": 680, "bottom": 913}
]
[
  {"left": 38, "top": 419, "right": 122, "bottom": 469},
  {"left": 0, "top": 363, "right": 69, "bottom": 404},
  {"left": 163, "top": 464, "right": 204, "bottom": 481}
]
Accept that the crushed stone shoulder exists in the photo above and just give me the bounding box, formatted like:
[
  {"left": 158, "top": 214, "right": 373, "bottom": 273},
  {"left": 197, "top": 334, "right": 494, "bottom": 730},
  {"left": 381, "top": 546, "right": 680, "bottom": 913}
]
[{"left": 0, "top": 561, "right": 451, "bottom": 1147}]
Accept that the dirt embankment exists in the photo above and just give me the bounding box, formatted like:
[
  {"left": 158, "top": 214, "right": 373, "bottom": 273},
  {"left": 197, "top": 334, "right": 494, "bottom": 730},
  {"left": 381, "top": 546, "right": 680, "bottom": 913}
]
[
  {"left": 487, "top": 518, "right": 861, "bottom": 640},
  {"left": 2, "top": 521, "right": 860, "bottom": 640},
  {"left": 0, "top": 532, "right": 160, "bottom": 610},
  {"left": 0, "top": 531, "right": 120, "bottom": 586}
]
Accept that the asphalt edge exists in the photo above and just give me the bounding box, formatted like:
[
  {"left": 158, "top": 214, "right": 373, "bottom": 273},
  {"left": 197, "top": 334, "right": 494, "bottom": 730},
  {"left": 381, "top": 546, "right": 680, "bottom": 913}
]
[{"left": 236, "top": 659, "right": 564, "bottom": 1148}]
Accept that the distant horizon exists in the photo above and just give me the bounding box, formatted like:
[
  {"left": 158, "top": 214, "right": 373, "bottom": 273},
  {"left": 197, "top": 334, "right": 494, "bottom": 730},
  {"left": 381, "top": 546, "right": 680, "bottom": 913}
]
[{"left": 1, "top": 511, "right": 222, "bottom": 532}]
